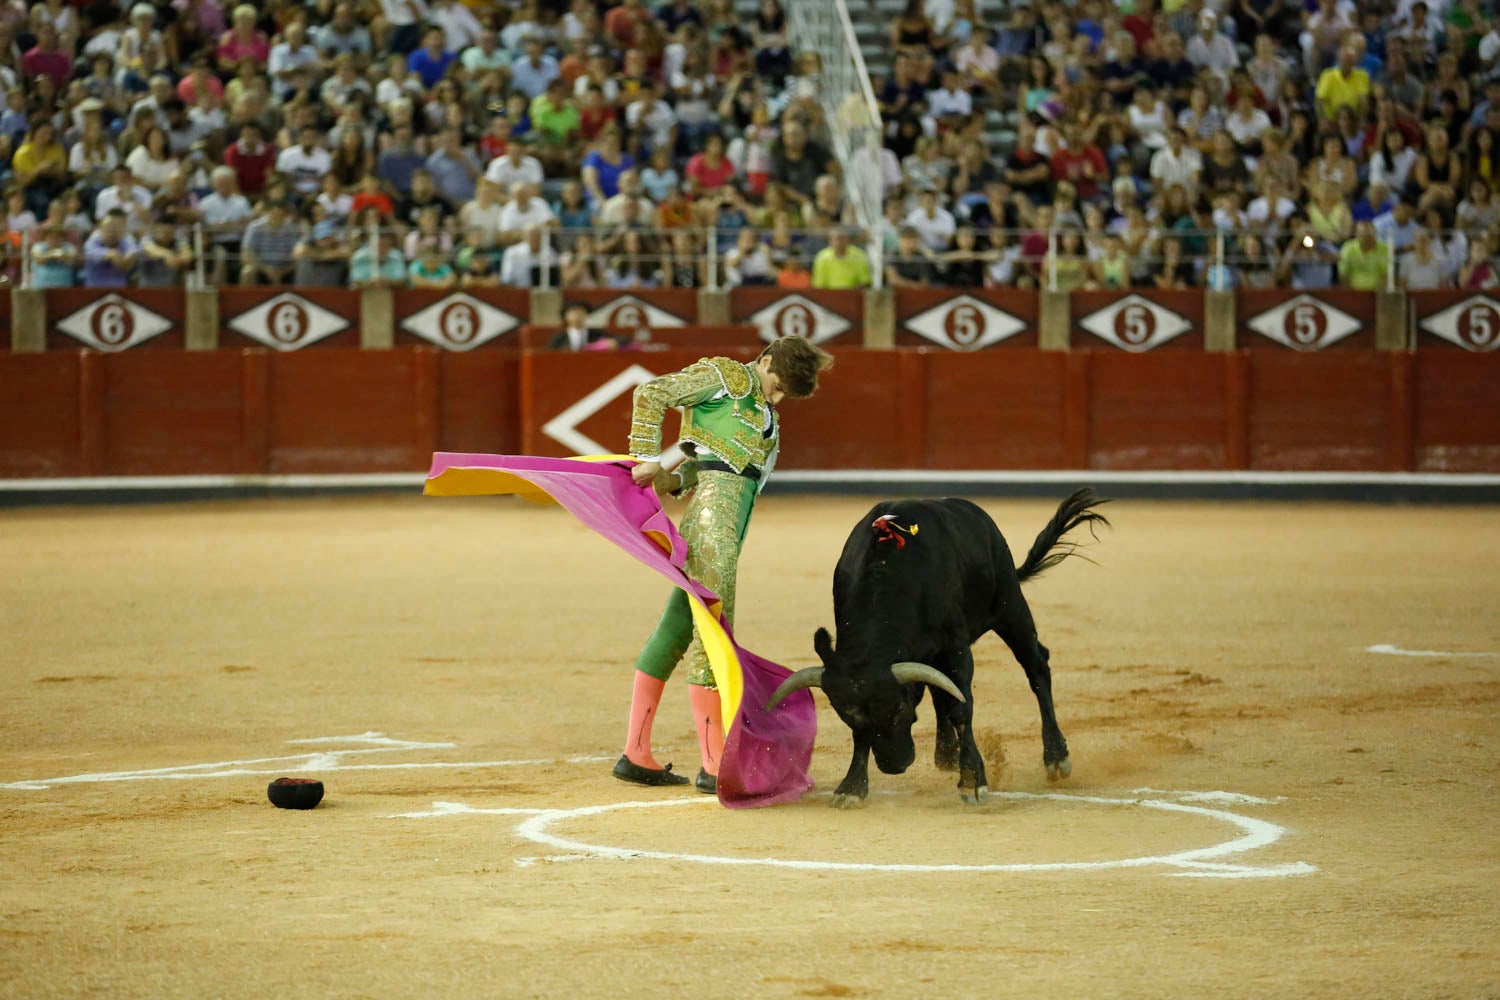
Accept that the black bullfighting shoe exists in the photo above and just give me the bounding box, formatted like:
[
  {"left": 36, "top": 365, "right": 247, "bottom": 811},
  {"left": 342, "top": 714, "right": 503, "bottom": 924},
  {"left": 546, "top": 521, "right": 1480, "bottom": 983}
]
[
  {"left": 612, "top": 755, "right": 690, "bottom": 786},
  {"left": 695, "top": 769, "right": 717, "bottom": 795}
]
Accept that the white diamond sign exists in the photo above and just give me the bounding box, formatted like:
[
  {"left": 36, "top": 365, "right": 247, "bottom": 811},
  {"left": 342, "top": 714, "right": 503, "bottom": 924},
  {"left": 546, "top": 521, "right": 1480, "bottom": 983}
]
[
  {"left": 543, "top": 365, "right": 691, "bottom": 461},
  {"left": 747, "top": 294, "right": 852, "bottom": 345},
  {"left": 401, "top": 292, "right": 519, "bottom": 351},
  {"left": 1246, "top": 294, "right": 1362, "bottom": 350},
  {"left": 55, "top": 293, "right": 172, "bottom": 351},
  {"left": 587, "top": 295, "right": 685, "bottom": 329},
  {"left": 1078, "top": 294, "right": 1191, "bottom": 351},
  {"left": 228, "top": 292, "right": 349, "bottom": 351},
  {"left": 904, "top": 294, "right": 1025, "bottom": 350},
  {"left": 1419, "top": 294, "right": 1500, "bottom": 352},
  {"left": 543, "top": 364, "right": 659, "bottom": 455}
]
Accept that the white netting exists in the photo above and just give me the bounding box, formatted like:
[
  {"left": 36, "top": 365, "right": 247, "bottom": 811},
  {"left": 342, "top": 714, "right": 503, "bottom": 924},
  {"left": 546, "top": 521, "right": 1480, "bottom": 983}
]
[{"left": 783, "top": 0, "right": 885, "bottom": 283}]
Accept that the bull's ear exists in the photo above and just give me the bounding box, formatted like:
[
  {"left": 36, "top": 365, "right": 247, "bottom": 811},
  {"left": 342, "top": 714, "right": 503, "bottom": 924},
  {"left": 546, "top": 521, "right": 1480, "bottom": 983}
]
[{"left": 813, "top": 627, "right": 835, "bottom": 665}]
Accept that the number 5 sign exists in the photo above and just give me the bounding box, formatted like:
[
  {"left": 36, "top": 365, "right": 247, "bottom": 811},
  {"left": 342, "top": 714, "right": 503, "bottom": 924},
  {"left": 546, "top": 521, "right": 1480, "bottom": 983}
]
[
  {"left": 1246, "top": 294, "right": 1362, "bottom": 350},
  {"left": 904, "top": 294, "right": 1025, "bottom": 351},
  {"left": 1421, "top": 295, "right": 1500, "bottom": 351}
]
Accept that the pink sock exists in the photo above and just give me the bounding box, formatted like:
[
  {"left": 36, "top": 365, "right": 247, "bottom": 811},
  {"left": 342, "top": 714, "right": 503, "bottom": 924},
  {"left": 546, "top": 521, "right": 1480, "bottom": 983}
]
[
  {"left": 689, "top": 684, "right": 725, "bottom": 776},
  {"left": 624, "top": 671, "right": 668, "bottom": 769}
]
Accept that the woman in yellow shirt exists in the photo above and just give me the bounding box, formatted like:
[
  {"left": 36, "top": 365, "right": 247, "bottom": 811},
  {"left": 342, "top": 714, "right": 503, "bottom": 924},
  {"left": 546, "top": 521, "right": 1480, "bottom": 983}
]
[{"left": 11, "top": 120, "right": 68, "bottom": 214}]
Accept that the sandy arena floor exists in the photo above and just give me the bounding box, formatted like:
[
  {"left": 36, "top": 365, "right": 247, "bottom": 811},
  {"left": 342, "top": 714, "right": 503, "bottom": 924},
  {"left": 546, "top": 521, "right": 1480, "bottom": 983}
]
[{"left": 1, "top": 494, "right": 1497, "bottom": 999}]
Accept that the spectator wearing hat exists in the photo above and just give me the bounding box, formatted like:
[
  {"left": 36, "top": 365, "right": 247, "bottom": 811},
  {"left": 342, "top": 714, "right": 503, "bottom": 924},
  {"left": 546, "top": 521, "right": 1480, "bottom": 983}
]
[{"left": 293, "top": 220, "right": 352, "bottom": 286}]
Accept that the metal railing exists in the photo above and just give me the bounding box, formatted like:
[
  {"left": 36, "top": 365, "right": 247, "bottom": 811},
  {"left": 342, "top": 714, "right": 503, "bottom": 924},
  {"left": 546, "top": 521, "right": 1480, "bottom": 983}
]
[{"left": 11, "top": 222, "right": 1492, "bottom": 293}]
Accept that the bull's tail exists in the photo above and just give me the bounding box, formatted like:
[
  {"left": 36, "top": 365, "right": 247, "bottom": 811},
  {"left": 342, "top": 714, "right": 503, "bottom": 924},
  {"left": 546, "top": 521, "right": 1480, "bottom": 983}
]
[{"left": 1016, "top": 488, "right": 1111, "bottom": 582}]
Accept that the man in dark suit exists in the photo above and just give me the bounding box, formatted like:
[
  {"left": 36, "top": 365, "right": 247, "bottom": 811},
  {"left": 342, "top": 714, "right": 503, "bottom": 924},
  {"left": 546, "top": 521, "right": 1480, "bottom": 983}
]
[{"left": 548, "top": 301, "right": 623, "bottom": 351}]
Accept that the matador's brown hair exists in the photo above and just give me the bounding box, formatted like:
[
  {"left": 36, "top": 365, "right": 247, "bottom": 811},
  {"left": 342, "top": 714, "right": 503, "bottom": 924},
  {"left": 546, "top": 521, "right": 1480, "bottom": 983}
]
[{"left": 762, "top": 337, "right": 834, "bottom": 399}]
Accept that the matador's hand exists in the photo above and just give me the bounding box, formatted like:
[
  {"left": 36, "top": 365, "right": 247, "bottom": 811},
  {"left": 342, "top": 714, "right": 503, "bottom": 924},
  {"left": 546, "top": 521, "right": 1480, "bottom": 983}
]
[{"left": 631, "top": 461, "right": 662, "bottom": 486}]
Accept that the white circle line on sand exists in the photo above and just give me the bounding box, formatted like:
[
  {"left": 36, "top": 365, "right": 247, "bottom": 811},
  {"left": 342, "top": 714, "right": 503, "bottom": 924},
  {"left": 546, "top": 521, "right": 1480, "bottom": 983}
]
[
  {"left": 498, "top": 793, "right": 1317, "bottom": 879},
  {"left": 1365, "top": 643, "right": 1498, "bottom": 658}
]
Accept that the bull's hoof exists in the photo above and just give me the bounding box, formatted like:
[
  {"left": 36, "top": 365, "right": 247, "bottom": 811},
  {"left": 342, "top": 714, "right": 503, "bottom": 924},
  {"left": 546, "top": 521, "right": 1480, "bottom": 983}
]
[
  {"left": 829, "top": 792, "right": 867, "bottom": 809},
  {"left": 1045, "top": 756, "right": 1072, "bottom": 782},
  {"left": 960, "top": 785, "right": 991, "bottom": 805}
]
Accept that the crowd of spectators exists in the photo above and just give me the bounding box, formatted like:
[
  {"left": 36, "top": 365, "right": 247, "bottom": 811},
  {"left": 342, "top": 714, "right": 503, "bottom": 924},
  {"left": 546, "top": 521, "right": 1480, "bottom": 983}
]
[{"left": 5, "top": 0, "right": 1500, "bottom": 292}]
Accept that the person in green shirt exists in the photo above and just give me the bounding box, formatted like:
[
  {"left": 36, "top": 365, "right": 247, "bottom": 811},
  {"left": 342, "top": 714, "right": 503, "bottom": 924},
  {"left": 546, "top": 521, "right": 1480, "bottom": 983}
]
[
  {"left": 407, "top": 241, "right": 456, "bottom": 288},
  {"left": 1338, "top": 222, "right": 1392, "bottom": 291},
  {"left": 529, "top": 78, "right": 582, "bottom": 173},
  {"left": 615, "top": 337, "right": 833, "bottom": 793},
  {"left": 811, "top": 228, "right": 872, "bottom": 289}
]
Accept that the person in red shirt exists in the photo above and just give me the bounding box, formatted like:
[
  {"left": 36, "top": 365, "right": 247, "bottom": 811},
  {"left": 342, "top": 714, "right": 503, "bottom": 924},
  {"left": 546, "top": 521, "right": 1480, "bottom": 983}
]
[
  {"left": 21, "top": 25, "right": 72, "bottom": 90},
  {"left": 685, "top": 133, "right": 734, "bottom": 197},
  {"left": 349, "top": 173, "right": 396, "bottom": 219},
  {"left": 1123, "top": 0, "right": 1157, "bottom": 55},
  {"left": 577, "top": 84, "right": 614, "bottom": 141},
  {"left": 1049, "top": 124, "right": 1108, "bottom": 202},
  {"left": 223, "top": 122, "right": 276, "bottom": 196}
]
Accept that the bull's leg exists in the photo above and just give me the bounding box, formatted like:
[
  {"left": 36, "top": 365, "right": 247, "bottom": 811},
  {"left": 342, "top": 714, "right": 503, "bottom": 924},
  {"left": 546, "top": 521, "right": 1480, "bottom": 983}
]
[
  {"left": 934, "top": 707, "right": 960, "bottom": 772},
  {"left": 831, "top": 736, "right": 871, "bottom": 809},
  {"left": 931, "top": 647, "right": 988, "bottom": 804},
  {"left": 996, "top": 610, "right": 1071, "bottom": 782}
]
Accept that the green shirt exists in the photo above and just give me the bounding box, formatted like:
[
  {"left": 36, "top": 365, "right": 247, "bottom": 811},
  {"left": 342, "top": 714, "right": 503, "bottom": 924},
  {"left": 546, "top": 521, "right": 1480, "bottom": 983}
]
[
  {"left": 811, "top": 245, "right": 871, "bottom": 289},
  {"left": 528, "top": 95, "right": 581, "bottom": 146},
  {"left": 1338, "top": 239, "right": 1390, "bottom": 291}
]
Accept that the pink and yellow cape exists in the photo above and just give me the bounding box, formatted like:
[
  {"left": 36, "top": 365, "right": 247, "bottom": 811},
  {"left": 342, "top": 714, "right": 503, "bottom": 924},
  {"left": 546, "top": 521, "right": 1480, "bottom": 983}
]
[{"left": 424, "top": 453, "right": 817, "bottom": 808}]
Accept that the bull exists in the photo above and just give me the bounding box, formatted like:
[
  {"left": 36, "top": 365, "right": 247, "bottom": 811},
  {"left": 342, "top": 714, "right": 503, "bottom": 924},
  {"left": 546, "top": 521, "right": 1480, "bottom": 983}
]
[{"left": 767, "top": 491, "right": 1109, "bottom": 808}]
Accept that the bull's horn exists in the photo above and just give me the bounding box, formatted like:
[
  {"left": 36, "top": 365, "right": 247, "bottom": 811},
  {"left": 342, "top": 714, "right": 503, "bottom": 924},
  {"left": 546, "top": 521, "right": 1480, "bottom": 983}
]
[
  {"left": 765, "top": 667, "right": 825, "bottom": 710},
  {"left": 890, "top": 662, "right": 966, "bottom": 703}
]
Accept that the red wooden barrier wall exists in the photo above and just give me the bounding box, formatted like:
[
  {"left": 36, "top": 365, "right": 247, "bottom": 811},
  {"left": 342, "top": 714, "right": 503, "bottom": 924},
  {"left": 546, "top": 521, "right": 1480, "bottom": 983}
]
[{"left": 2, "top": 347, "right": 1496, "bottom": 478}]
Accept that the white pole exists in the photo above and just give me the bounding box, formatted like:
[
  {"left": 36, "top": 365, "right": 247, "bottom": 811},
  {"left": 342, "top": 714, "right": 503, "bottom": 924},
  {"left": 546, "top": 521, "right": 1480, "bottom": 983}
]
[
  {"left": 1047, "top": 226, "right": 1058, "bottom": 292},
  {"left": 19, "top": 228, "right": 29, "bottom": 288},
  {"left": 1215, "top": 229, "right": 1225, "bottom": 289},
  {"left": 367, "top": 217, "right": 378, "bottom": 284},
  {"left": 706, "top": 226, "right": 718, "bottom": 291},
  {"left": 1386, "top": 239, "right": 1396, "bottom": 292},
  {"left": 194, "top": 223, "right": 205, "bottom": 288}
]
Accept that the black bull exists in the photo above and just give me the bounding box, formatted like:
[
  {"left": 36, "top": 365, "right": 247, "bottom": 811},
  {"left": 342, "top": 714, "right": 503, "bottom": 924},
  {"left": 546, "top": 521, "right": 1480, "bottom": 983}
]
[{"left": 768, "top": 491, "right": 1110, "bottom": 808}]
